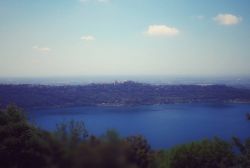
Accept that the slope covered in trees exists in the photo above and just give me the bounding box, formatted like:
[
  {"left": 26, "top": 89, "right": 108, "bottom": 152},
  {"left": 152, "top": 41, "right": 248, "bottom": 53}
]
[{"left": 1, "top": 81, "right": 250, "bottom": 108}]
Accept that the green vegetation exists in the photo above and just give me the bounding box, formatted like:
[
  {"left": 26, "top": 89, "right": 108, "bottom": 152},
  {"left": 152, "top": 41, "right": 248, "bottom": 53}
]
[{"left": 0, "top": 105, "right": 249, "bottom": 168}]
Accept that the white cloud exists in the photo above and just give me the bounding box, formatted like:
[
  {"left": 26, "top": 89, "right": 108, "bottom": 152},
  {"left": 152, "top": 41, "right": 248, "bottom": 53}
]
[
  {"left": 213, "top": 14, "right": 242, "bottom": 25},
  {"left": 145, "top": 25, "right": 179, "bottom": 37},
  {"left": 81, "top": 35, "right": 95, "bottom": 41},
  {"left": 33, "top": 46, "right": 51, "bottom": 53}
]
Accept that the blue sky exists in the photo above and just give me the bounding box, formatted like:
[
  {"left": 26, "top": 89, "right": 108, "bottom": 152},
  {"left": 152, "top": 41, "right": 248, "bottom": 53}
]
[{"left": 0, "top": 0, "right": 250, "bottom": 77}]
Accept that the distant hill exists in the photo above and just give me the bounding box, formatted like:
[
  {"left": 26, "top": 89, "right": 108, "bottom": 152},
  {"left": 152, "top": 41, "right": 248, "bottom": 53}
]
[{"left": 1, "top": 81, "right": 250, "bottom": 108}]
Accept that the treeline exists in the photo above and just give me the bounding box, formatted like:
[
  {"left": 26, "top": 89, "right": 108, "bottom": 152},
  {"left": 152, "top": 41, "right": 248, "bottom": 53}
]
[
  {"left": 0, "top": 106, "right": 249, "bottom": 168},
  {"left": 1, "top": 81, "right": 250, "bottom": 108}
]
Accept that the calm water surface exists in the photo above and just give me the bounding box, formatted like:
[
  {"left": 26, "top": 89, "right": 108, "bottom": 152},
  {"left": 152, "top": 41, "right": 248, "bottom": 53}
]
[{"left": 27, "top": 103, "right": 250, "bottom": 149}]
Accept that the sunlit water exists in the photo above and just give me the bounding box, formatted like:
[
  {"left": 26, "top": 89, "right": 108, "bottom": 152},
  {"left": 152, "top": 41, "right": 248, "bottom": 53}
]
[{"left": 27, "top": 103, "right": 250, "bottom": 149}]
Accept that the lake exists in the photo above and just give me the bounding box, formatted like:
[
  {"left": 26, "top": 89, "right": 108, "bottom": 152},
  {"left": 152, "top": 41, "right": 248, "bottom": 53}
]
[{"left": 27, "top": 103, "right": 250, "bottom": 149}]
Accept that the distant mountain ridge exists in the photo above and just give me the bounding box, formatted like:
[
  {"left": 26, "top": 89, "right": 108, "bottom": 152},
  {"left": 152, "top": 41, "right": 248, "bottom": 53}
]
[{"left": 1, "top": 81, "right": 250, "bottom": 108}]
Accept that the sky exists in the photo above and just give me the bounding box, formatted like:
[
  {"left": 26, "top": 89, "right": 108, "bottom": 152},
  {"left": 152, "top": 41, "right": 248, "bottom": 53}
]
[{"left": 0, "top": 0, "right": 250, "bottom": 78}]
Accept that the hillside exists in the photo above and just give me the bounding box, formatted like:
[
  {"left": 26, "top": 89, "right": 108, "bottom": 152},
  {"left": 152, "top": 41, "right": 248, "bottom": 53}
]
[{"left": 1, "top": 81, "right": 250, "bottom": 108}]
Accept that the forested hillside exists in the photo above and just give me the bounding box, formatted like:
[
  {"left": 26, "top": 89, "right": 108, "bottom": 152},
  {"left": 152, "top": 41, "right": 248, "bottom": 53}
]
[{"left": 1, "top": 81, "right": 250, "bottom": 108}]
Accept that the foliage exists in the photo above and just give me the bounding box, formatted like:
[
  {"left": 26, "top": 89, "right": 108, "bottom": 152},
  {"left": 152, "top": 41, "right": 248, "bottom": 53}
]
[
  {"left": 55, "top": 120, "right": 88, "bottom": 147},
  {"left": 0, "top": 105, "right": 250, "bottom": 168},
  {"left": 232, "top": 137, "right": 250, "bottom": 167},
  {"left": 0, "top": 105, "right": 56, "bottom": 168},
  {"left": 155, "top": 138, "right": 234, "bottom": 168},
  {"left": 126, "top": 135, "right": 154, "bottom": 168}
]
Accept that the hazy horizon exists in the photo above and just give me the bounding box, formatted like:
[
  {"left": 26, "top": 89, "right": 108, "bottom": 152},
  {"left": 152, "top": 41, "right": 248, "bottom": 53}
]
[
  {"left": 1, "top": 75, "right": 250, "bottom": 86},
  {"left": 0, "top": 0, "right": 250, "bottom": 77}
]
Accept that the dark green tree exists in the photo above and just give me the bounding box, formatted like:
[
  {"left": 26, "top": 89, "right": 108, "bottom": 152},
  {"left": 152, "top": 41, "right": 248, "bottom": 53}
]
[
  {"left": 156, "top": 138, "right": 235, "bottom": 168},
  {"left": 0, "top": 105, "right": 56, "bottom": 168},
  {"left": 126, "top": 135, "right": 154, "bottom": 168}
]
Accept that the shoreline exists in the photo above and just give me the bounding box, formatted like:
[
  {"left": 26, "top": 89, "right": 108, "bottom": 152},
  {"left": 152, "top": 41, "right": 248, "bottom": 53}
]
[{"left": 24, "top": 101, "right": 250, "bottom": 111}]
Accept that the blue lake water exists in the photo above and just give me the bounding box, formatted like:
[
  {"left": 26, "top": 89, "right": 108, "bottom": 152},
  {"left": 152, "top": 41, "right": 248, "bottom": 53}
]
[{"left": 27, "top": 103, "right": 250, "bottom": 149}]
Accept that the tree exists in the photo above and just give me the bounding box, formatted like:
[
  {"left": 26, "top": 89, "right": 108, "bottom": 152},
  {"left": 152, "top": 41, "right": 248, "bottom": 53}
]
[
  {"left": 232, "top": 137, "right": 250, "bottom": 167},
  {"left": 0, "top": 105, "right": 55, "bottom": 168},
  {"left": 156, "top": 138, "right": 235, "bottom": 168},
  {"left": 126, "top": 135, "right": 154, "bottom": 168},
  {"left": 55, "top": 120, "right": 88, "bottom": 148}
]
